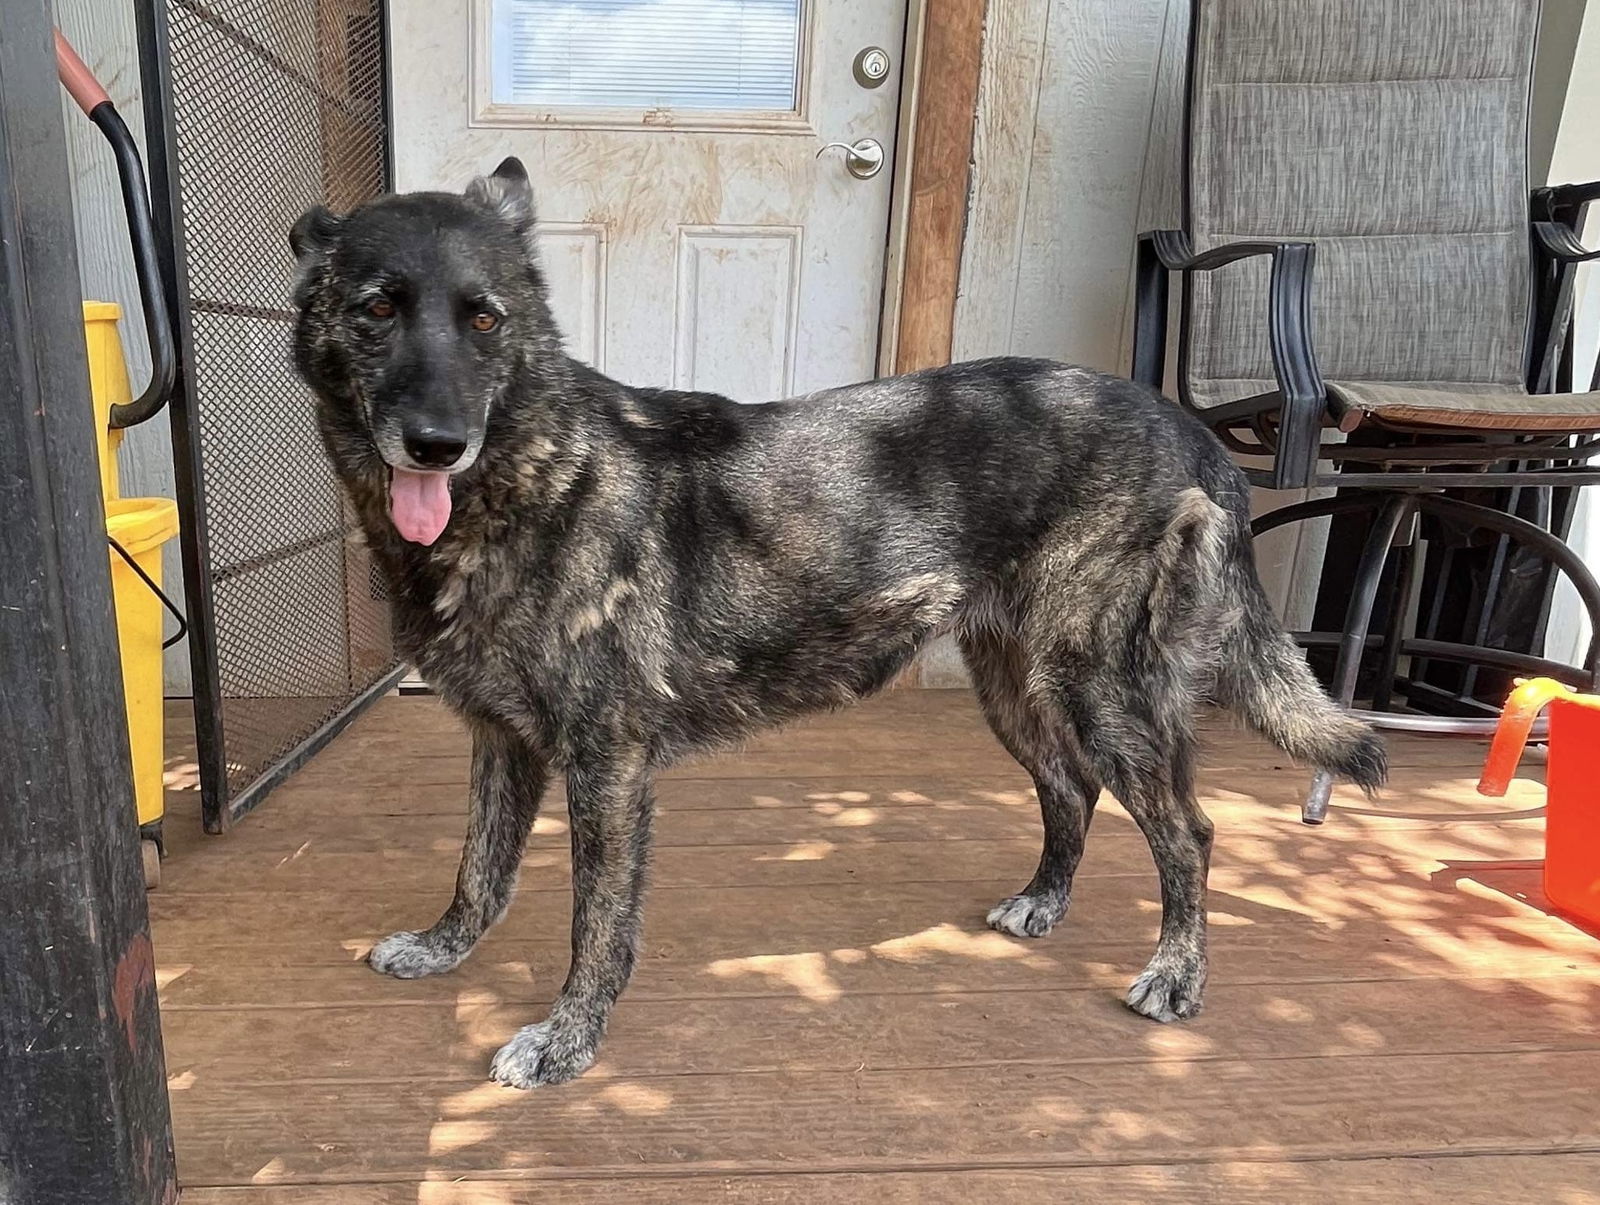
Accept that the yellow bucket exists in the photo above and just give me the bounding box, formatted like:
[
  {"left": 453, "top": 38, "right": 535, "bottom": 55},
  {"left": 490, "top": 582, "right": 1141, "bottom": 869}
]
[
  {"left": 85, "top": 300, "right": 181, "bottom": 838},
  {"left": 106, "top": 497, "right": 180, "bottom": 830},
  {"left": 83, "top": 301, "right": 131, "bottom": 502}
]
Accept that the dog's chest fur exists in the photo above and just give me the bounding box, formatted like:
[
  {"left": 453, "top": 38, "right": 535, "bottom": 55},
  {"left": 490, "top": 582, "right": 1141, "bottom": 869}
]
[{"left": 352, "top": 480, "right": 540, "bottom": 713}]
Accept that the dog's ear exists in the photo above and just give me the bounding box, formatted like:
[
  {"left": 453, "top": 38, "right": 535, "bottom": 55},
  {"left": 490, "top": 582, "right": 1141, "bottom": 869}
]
[
  {"left": 466, "top": 157, "right": 536, "bottom": 240},
  {"left": 289, "top": 205, "right": 343, "bottom": 262},
  {"left": 289, "top": 206, "right": 344, "bottom": 306}
]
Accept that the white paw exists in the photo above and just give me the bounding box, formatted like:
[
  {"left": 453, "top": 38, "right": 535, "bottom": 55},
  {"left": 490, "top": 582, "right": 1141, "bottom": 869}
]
[
  {"left": 367, "top": 930, "right": 463, "bottom": 979},
  {"left": 1125, "top": 961, "right": 1205, "bottom": 1022},
  {"left": 489, "top": 1020, "right": 598, "bottom": 1089},
  {"left": 985, "top": 892, "right": 1066, "bottom": 938}
]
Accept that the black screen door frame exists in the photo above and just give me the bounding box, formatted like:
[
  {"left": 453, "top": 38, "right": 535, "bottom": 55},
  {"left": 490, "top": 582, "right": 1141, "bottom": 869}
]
[{"left": 135, "top": 0, "right": 402, "bottom": 832}]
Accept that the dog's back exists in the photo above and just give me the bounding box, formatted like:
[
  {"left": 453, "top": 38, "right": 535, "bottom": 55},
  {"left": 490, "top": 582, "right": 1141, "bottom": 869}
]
[{"left": 591, "top": 356, "right": 1387, "bottom": 805}]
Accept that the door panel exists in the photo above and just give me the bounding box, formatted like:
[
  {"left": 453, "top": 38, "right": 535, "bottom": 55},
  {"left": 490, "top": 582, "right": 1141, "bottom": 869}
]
[
  {"left": 390, "top": 0, "right": 906, "bottom": 396},
  {"left": 674, "top": 226, "right": 802, "bottom": 397},
  {"left": 537, "top": 221, "right": 608, "bottom": 366}
]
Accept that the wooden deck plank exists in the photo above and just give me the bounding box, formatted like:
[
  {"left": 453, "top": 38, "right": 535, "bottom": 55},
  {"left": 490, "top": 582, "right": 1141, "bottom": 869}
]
[
  {"left": 168, "top": 691, "right": 1537, "bottom": 777},
  {"left": 268, "top": 748, "right": 1535, "bottom": 790},
  {"left": 158, "top": 976, "right": 1600, "bottom": 1086},
  {"left": 145, "top": 865, "right": 1568, "bottom": 969},
  {"left": 174, "top": 1153, "right": 1600, "bottom": 1203},
  {"left": 154, "top": 912, "right": 1600, "bottom": 1010},
  {"left": 154, "top": 690, "right": 1598, "bottom": 1200},
  {"left": 172, "top": 766, "right": 1549, "bottom": 823},
  {"left": 165, "top": 1050, "right": 1600, "bottom": 1184},
  {"left": 151, "top": 827, "right": 1550, "bottom": 897},
  {"left": 237, "top": 709, "right": 1528, "bottom": 787}
]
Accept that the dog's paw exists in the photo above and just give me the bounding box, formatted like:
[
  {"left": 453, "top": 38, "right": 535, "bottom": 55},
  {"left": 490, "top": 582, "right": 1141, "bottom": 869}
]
[
  {"left": 986, "top": 892, "right": 1067, "bottom": 938},
  {"left": 368, "top": 930, "right": 463, "bottom": 979},
  {"left": 489, "top": 1020, "right": 598, "bottom": 1089},
  {"left": 1125, "top": 960, "right": 1206, "bottom": 1023}
]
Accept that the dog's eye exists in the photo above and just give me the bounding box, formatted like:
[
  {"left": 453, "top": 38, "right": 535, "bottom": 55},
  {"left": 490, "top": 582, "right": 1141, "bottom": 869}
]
[
  {"left": 367, "top": 298, "right": 395, "bottom": 319},
  {"left": 471, "top": 312, "right": 499, "bottom": 333}
]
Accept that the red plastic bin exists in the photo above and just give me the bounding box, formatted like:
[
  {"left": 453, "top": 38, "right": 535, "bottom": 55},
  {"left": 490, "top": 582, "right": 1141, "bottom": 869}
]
[{"left": 1479, "top": 678, "right": 1600, "bottom": 935}]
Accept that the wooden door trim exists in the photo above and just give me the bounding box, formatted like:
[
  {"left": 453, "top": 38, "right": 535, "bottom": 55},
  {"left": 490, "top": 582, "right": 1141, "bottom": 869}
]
[{"left": 879, "top": 0, "right": 990, "bottom": 376}]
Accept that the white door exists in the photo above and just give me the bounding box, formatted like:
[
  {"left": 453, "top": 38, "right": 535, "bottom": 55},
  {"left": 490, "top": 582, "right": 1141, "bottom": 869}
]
[{"left": 389, "top": 0, "right": 907, "bottom": 399}]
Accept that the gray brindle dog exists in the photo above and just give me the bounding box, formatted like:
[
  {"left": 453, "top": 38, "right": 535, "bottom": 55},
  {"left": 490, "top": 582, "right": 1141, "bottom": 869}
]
[{"left": 289, "top": 158, "right": 1385, "bottom": 1088}]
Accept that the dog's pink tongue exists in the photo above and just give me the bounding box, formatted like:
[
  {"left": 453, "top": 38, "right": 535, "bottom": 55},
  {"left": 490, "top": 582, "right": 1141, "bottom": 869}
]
[{"left": 388, "top": 468, "right": 452, "bottom": 545}]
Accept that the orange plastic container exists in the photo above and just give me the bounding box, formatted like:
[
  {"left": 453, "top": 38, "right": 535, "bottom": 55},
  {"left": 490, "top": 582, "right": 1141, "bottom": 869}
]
[{"left": 1479, "top": 678, "right": 1600, "bottom": 935}]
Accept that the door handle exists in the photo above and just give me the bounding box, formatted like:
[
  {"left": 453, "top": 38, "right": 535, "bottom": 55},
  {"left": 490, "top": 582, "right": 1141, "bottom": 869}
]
[{"left": 816, "top": 137, "right": 884, "bottom": 180}]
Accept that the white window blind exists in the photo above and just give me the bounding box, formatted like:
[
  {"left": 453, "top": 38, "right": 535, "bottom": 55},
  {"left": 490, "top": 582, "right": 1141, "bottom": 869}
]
[{"left": 489, "top": 0, "right": 802, "bottom": 112}]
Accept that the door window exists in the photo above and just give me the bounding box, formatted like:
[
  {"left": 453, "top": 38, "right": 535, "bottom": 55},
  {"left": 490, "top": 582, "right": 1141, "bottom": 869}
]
[{"left": 486, "top": 0, "right": 805, "bottom": 120}]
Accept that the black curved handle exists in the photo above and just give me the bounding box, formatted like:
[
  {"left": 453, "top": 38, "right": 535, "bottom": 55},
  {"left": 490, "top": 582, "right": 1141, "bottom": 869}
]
[
  {"left": 90, "top": 103, "right": 177, "bottom": 430},
  {"left": 56, "top": 30, "right": 176, "bottom": 430}
]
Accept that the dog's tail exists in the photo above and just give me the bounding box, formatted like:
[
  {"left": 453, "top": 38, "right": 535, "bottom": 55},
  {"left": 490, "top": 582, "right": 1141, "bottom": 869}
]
[{"left": 1203, "top": 502, "right": 1388, "bottom": 796}]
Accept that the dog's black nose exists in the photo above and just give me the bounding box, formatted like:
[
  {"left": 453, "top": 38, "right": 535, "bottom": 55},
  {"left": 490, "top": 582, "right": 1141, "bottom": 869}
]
[{"left": 403, "top": 425, "right": 468, "bottom": 469}]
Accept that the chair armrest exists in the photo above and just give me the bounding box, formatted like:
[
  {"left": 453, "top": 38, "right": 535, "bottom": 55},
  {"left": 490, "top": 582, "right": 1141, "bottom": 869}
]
[
  {"left": 1535, "top": 180, "right": 1600, "bottom": 215},
  {"left": 1143, "top": 229, "right": 1290, "bottom": 273},
  {"left": 1530, "top": 207, "right": 1600, "bottom": 392},
  {"left": 1534, "top": 220, "right": 1600, "bottom": 264},
  {"left": 1134, "top": 230, "right": 1327, "bottom": 490}
]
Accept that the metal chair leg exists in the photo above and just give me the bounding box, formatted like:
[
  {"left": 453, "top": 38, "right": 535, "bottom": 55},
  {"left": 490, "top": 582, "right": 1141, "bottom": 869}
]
[
  {"left": 1250, "top": 488, "right": 1598, "bottom": 820},
  {"left": 1302, "top": 494, "right": 1416, "bottom": 824},
  {"left": 1301, "top": 769, "right": 1338, "bottom": 826},
  {"left": 1413, "top": 493, "right": 1600, "bottom": 690},
  {"left": 1249, "top": 492, "right": 1388, "bottom": 539},
  {"left": 1371, "top": 514, "right": 1422, "bottom": 714}
]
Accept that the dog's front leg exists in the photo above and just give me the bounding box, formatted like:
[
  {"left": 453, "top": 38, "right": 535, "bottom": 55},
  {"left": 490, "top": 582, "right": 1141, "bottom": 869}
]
[
  {"left": 490, "top": 745, "right": 653, "bottom": 1088},
  {"left": 369, "top": 723, "right": 548, "bottom": 978}
]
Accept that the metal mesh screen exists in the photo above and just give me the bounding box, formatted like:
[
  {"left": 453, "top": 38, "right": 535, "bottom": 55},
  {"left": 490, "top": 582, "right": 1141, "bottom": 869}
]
[{"left": 166, "top": 0, "right": 396, "bottom": 801}]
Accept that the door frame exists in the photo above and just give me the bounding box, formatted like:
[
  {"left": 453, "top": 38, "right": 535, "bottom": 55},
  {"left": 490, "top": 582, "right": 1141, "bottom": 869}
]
[{"left": 879, "top": 0, "right": 989, "bottom": 375}]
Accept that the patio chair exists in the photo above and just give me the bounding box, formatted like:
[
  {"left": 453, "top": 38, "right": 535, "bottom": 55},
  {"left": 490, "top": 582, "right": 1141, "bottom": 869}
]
[{"left": 1131, "top": 0, "right": 1600, "bottom": 822}]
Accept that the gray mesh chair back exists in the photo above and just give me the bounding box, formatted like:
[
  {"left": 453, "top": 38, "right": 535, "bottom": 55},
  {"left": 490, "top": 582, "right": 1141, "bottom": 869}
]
[{"left": 1182, "top": 0, "right": 1539, "bottom": 415}]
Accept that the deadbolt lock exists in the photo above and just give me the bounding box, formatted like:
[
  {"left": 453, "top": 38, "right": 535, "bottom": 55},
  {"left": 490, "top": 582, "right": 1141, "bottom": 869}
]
[{"left": 853, "top": 46, "right": 891, "bottom": 88}]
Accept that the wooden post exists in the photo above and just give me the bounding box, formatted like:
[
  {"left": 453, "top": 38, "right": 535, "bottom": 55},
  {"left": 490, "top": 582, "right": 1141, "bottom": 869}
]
[
  {"left": 0, "top": 3, "right": 179, "bottom": 1201},
  {"left": 892, "top": 0, "right": 989, "bottom": 375}
]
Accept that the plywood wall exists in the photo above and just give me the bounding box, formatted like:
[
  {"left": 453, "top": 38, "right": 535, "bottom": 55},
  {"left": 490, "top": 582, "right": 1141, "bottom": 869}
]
[
  {"left": 943, "top": 0, "right": 1330, "bottom": 651},
  {"left": 954, "top": 0, "right": 1182, "bottom": 369},
  {"left": 922, "top": 0, "right": 1204, "bottom": 686},
  {"left": 923, "top": 0, "right": 1197, "bottom": 686}
]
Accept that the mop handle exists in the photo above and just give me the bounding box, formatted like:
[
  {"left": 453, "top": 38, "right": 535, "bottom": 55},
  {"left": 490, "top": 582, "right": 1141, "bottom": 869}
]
[
  {"left": 51, "top": 27, "right": 178, "bottom": 430},
  {"left": 54, "top": 31, "right": 110, "bottom": 115}
]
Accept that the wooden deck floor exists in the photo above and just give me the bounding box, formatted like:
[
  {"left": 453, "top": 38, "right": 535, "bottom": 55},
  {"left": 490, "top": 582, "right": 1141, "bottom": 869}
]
[{"left": 153, "top": 689, "right": 1600, "bottom": 1203}]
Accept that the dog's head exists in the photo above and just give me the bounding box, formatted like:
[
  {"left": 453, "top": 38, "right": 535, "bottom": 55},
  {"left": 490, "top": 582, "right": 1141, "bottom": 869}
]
[{"left": 289, "top": 157, "right": 554, "bottom": 544}]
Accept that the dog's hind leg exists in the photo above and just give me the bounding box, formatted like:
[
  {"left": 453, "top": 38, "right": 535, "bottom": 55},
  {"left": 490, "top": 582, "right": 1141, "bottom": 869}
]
[
  {"left": 369, "top": 723, "right": 548, "bottom": 979},
  {"left": 1064, "top": 685, "right": 1214, "bottom": 1022},
  {"left": 490, "top": 744, "right": 653, "bottom": 1088},
  {"left": 961, "top": 630, "right": 1101, "bottom": 939}
]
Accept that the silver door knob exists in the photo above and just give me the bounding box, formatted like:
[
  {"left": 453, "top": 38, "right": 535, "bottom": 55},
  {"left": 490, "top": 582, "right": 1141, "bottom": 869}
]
[{"left": 816, "top": 137, "right": 884, "bottom": 180}]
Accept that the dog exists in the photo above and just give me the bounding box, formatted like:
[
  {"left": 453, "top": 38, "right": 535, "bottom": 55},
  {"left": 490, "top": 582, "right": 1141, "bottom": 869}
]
[{"left": 288, "top": 157, "right": 1385, "bottom": 1088}]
